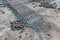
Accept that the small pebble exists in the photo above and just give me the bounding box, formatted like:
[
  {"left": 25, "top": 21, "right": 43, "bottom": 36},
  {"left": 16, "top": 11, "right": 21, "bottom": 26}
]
[
  {"left": 19, "top": 36, "right": 21, "bottom": 38},
  {"left": 20, "top": 30, "right": 23, "bottom": 33},
  {"left": 25, "top": 33, "right": 28, "bottom": 35},
  {"left": 5, "top": 38, "right": 7, "bottom": 40},
  {"left": 33, "top": 6, "right": 35, "bottom": 8},
  {"left": 32, "top": 3, "right": 35, "bottom": 5},
  {"left": 29, "top": 35, "right": 32, "bottom": 37},
  {"left": 58, "top": 8, "right": 60, "bottom": 10},
  {"left": 47, "top": 34, "right": 50, "bottom": 36}
]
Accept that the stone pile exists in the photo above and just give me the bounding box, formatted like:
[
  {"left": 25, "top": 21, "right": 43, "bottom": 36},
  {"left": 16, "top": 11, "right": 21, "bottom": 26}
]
[
  {"left": 39, "top": 1, "right": 57, "bottom": 9},
  {"left": 31, "top": 1, "right": 58, "bottom": 9},
  {"left": 10, "top": 20, "right": 25, "bottom": 31}
]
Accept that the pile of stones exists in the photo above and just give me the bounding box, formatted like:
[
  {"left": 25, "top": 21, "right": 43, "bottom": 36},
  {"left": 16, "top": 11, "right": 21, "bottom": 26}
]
[
  {"left": 10, "top": 20, "right": 25, "bottom": 31},
  {"left": 39, "top": 1, "right": 57, "bottom": 9},
  {"left": 31, "top": 0, "right": 58, "bottom": 9}
]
